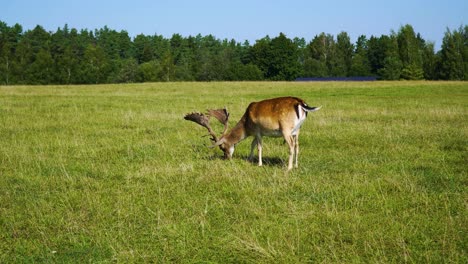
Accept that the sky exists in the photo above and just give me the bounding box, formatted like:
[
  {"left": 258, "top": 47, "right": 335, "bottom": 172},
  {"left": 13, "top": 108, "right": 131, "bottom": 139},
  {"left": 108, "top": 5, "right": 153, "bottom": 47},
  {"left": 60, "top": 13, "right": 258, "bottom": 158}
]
[{"left": 2, "top": 0, "right": 467, "bottom": 49}]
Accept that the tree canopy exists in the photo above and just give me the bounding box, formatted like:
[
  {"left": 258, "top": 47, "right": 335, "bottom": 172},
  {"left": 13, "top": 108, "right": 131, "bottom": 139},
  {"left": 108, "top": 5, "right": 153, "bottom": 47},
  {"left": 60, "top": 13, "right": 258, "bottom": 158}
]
[{"left": 0, "top": 22, "right": 466, "bottom": 84}]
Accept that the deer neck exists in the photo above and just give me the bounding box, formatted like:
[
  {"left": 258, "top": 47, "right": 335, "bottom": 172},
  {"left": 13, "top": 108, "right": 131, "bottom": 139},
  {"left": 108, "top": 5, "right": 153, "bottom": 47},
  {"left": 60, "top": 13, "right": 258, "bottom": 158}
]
[{"left": 224, "top": 116, "right": 247, "bottom": 145}]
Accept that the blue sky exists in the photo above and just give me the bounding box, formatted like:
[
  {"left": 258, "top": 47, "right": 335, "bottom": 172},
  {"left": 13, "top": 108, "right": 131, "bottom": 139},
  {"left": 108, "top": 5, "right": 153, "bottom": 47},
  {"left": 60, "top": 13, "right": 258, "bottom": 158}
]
[{"left": 2, "top": 0, "right": 467, "bottom": 49}]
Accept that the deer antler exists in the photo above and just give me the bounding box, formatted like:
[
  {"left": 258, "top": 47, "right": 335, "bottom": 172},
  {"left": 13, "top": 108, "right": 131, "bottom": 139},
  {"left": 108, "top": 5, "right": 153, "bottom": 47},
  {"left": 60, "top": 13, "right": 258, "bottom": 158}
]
[
  {"left": 207, "top": 108, "right": 229, "bottom": 136},
  {"left": 184, "top": 112, "right": 219, "bottom": 142},
  {"left": 184, "top": 108, "right": 230, "bottom": 144}
]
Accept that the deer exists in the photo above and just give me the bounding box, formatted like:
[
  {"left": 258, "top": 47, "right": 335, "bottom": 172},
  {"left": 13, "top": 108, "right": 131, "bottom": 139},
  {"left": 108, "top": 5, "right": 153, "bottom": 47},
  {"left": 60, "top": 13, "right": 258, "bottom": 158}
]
[{"left": 184, "top": 96, "right": 321, "bottom": 170}]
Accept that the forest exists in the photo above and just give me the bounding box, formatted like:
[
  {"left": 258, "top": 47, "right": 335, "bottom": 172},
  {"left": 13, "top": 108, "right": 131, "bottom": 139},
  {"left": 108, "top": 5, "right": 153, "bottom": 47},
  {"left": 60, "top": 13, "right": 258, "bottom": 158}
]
[{"left": 0, "top": 21, "right": 467, "bottom": 84}]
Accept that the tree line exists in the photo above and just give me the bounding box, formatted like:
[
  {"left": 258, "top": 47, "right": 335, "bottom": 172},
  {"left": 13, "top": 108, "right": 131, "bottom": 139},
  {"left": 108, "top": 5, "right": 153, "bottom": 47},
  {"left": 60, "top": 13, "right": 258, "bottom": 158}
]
[{"left": 0, "top": 21, "right": 467, "bottom": 85}]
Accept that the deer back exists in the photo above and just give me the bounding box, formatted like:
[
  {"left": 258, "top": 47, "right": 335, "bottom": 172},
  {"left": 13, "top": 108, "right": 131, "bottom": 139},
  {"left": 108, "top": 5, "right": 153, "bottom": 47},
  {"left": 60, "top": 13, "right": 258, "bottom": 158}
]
[{"left": 243, "top": 97, "right": 305, "bottom": 136}]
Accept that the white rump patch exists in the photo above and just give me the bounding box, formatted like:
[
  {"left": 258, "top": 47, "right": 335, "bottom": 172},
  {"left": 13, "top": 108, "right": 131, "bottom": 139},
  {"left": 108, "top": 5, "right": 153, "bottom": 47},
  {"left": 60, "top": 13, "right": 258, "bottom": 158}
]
[{"left": 292, "top": 106, "right": 307, "bottom": 135}]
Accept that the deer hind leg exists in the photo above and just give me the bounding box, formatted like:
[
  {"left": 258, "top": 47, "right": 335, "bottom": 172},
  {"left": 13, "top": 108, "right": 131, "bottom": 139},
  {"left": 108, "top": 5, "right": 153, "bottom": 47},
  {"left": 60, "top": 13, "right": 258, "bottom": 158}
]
[
  {"left": 283, "top": 132, "right": 295, "bottom": 171},
  {"left": 294, "top": 130, "right": 300, "bottom": 168}
]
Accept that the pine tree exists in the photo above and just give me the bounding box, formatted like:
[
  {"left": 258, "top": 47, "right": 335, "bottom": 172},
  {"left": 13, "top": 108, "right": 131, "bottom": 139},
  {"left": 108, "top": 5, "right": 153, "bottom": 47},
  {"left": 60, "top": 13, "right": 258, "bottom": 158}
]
[
  {"left": 334, "top": 31, "right": 353, "bottom": 76},
  {"left": 350, "top": 35, "right": 371, "bottom": 76},
  {"left": 0, "top": 22, "right": 16, "bottom": 84},
  {"left": 421, "top": 42, "right": 437, "bottom": 80},
  {"left": 379, "top": 34, "right": 402, "bottom": 80},
  {"left": 439, "top": 27, "right": 466, "bottom": 80},
  {"left": 397, "top": 25, "right": 424, "bottom": 80}
]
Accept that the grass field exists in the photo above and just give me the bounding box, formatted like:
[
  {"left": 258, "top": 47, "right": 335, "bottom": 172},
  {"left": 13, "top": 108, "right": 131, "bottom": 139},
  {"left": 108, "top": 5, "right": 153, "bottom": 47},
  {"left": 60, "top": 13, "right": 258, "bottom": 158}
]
[{"left": 0, "top": 81, "right": 466, "bottom": 263}]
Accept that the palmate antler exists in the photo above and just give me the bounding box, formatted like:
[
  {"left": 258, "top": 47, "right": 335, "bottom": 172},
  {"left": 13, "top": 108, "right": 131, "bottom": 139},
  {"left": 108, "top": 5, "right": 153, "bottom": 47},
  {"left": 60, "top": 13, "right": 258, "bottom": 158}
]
[
  {"left": 208, "top": 108, "right": 229, "bottom": 136},
  {"left": 184, "top": 108, "right": 229, "bottom": 144},
  {"left": 184, "top": 112, "right": 218, "bottom": 142}
]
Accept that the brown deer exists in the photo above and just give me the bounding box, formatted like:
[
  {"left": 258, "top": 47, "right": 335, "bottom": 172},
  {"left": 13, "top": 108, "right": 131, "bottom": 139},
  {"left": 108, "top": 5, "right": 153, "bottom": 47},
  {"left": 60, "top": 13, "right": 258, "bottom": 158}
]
[{"left": 184, "top": 97, "right": 320, "bottom": 170}]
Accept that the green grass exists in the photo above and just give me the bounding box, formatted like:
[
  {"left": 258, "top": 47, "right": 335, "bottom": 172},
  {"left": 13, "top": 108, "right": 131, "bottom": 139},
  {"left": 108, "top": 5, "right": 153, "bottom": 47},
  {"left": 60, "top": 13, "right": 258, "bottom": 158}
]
[{"left": 0, "top": 81, "right": 467, "bottom": 263}]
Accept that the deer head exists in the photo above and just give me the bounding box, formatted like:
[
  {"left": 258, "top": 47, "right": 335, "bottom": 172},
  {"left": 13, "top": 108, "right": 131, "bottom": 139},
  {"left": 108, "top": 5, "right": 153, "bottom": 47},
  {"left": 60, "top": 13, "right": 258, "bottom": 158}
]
[{"left": 184, "top": 108, "right": 232, "bottom": 158}]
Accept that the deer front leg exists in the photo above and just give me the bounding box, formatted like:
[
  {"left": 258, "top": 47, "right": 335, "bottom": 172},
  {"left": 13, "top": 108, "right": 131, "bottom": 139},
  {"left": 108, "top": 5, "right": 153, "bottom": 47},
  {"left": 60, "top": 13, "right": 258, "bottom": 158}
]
[
  {"left": 249, "top": 138, "right": 258, "bottom": 162},
  {"left": 257, "top": 136, "right": 263, "bottom": 166}
]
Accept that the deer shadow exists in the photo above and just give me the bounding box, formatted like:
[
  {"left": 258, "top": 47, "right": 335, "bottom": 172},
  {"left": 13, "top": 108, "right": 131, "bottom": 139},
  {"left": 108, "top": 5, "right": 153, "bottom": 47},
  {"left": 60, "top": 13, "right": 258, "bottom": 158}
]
[
  {"left": 240, "top": 155, "right": 285, "bottom": 167},
  {"left": 192, "top": 144, "right": 285, "bottom": 167},
  {"left": 200, "top": 153, "right": 285, "bottom": 168}
]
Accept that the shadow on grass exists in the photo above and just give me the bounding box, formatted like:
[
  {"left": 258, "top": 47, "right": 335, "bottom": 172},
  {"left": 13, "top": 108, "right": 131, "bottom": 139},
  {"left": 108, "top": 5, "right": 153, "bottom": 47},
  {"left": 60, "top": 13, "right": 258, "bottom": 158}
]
[
  {"left": 200, "top": 152, "right": 285, "bottom": 168},
  {"left": 239, "top": 155, "right": 285, "bottom": 167},
  {"left": 192, "top": 143, "right": 286, "bottom": 168}
]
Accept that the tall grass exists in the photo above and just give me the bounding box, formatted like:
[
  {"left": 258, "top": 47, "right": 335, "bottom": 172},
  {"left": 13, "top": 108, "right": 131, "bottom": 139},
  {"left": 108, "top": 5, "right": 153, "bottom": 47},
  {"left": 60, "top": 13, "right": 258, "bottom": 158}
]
[{"left": 0, "top": 81, "right": 466, "bottom": 262}]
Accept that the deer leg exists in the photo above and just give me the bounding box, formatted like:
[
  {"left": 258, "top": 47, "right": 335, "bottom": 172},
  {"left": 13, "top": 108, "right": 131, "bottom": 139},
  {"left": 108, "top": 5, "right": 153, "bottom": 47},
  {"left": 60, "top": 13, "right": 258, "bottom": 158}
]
[
  {"left": 249, "top": 138, "right": 258, "bottom": 162},
  {"left": 257, "top": 136, "right": 263, "bottom": 166},
  {"left": 294, "top": 130, "right": 300, "bottom": 168},
  {"left": 283, "top": 133, "right": 295, "bottom": 171}
]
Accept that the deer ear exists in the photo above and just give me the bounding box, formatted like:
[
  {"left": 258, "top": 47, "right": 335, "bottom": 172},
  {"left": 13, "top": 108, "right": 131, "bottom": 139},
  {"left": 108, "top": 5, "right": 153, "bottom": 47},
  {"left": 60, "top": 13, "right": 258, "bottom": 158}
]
[{"left": 210, "top": 137, "right": 225, "bottom": 148}]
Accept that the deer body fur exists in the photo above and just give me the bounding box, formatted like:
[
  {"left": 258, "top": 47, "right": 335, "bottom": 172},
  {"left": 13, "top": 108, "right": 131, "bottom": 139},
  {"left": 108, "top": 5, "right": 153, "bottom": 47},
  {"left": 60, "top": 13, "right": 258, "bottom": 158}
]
[{"left": 184, "top": 96, "right": 320, "bottom": 170}]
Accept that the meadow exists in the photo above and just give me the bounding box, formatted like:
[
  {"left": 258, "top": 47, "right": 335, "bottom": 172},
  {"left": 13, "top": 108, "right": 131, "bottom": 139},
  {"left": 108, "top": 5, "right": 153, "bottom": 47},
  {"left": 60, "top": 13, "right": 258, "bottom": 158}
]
[{"left": 0, "top": 81, "right": 466, "bottom": 263}]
